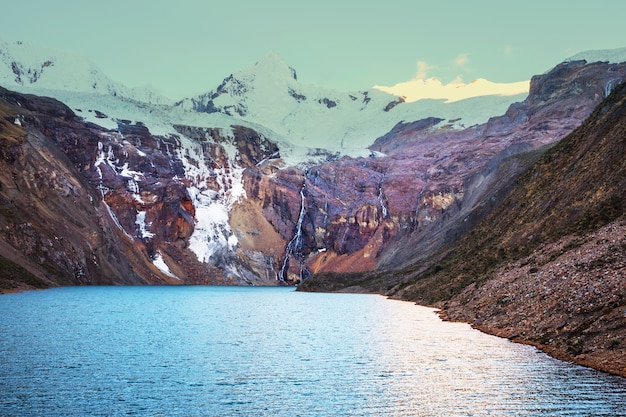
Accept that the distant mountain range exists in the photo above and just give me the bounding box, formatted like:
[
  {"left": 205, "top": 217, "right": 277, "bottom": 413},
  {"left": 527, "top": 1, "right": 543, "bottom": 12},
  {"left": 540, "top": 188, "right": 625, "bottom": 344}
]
[
  {"left": 0, "top": 39, "right": 170, "bottom": 104},
  {"left": 1, "top": 39, "right": 625, "bottom": 376},
  {"left": 0, "top": 39, "right": 528, "bottom": 162}
]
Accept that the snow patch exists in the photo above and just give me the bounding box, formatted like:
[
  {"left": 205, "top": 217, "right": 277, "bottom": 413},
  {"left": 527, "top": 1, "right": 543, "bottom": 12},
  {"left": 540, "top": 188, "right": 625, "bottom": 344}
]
[
  {"left": 153, "top": 253, "right": 180, "bottom": 280},
  {"left": 567, "top": 47, "right": 626, "bottom": 65},
  {"left": 175, "top": 131, "right": 243, "bottom": 264},
  {"left": 135, "top": 211, "right": 154, "bottom": 239}
]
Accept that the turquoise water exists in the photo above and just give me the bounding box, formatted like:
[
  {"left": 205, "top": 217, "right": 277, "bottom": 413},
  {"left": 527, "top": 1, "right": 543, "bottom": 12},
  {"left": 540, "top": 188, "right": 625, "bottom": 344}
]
[{"left": 0, "top": 286, "right": 624, "bottom": 416}]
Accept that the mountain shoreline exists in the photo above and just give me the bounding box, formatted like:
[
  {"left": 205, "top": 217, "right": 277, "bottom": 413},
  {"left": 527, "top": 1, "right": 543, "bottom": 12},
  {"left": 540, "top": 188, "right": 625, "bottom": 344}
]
[
  {"left": 301, "top": 82, "right": 626, "bottom": 378},
  {"left": 2, "top": 279, "right": 623, "bottom": 378},
  {"left": 433, "top": 217, "right": 626, "bottom": 378}
]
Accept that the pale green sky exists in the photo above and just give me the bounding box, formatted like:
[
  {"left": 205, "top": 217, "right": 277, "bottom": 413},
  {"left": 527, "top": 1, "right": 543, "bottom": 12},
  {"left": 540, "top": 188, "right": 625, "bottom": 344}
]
[{"left": 1, "top": 0, "right": 625, "bottom": 99}]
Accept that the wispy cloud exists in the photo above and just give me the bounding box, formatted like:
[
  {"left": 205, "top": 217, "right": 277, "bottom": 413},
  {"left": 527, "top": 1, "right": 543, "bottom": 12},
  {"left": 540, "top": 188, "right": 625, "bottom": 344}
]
[
  {"left": 374, "top": 54, "right": 530, "bottom": 103},
  {"left": 503, "top": 45, "right": 514, "bottom": 58},
  {"left": 454, "top": 53, "right": 469, "bottom": 67},
  {"left": 415, "top": 60, "right": 433, "bottom": 80}
]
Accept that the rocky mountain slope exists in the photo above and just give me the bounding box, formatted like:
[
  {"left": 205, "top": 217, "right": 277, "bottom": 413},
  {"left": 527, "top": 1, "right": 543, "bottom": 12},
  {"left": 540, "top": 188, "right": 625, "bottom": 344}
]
[
  {"left": 432, "top": 81, "right": 626, "bottom": 377},
  {"left": 417, "top": 81, "right": 626, "bottom": 377},
  {"left": 0, "top": 88, "right": 144, "bottom": 289},
  {"left": 0, "top": 86, "right": 283, "bottom": 291}
]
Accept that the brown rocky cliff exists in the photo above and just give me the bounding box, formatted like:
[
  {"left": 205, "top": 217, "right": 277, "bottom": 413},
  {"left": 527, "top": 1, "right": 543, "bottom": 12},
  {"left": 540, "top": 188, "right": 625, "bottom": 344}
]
[
  {"left": 0, "top": 91, "right": 146, "bottom": 289},
  {"left": 0, "top": 88, "right": 227, "bottom": 289}
]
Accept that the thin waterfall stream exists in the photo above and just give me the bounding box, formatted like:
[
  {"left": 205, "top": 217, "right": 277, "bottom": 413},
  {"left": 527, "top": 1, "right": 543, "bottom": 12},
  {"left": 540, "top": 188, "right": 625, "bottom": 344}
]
[
  {"left": 378, "top": 182, "right": 389, "bottom": 218},
  {"left": 279, "top": 179, "right": 310, "bottom": 282}
]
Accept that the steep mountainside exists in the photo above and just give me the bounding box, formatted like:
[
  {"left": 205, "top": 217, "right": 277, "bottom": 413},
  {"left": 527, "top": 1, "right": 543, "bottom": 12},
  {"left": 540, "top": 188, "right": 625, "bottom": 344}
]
[
  {"left": 388, "top": 80, "right": 626, "bottom": 302},
  {"left": 0, "top": 87, "right": 282, "bottom": 291},
  {"left": 329, "top": 81, "right": 626, "bottom": 377},
  {"left": 0, "top": 89, "right": 145, "bottom": 289}
]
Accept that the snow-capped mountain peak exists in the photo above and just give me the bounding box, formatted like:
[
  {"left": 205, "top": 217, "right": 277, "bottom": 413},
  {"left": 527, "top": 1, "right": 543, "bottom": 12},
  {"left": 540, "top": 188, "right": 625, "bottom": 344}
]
[
  {"left": 176, "top": 54, "right": 528, "bottom": 157},
  {"left": 249, "top": 51, "right": 298, "bottom": 82},
  {"left": 0, "top": 39, "right": 170, "bottom": 105},
  {"left": 566, "top": 46, "right": 626, "bottom": 65},
  {"left": 176, "top": 51, "right": 303, "bottom": 118},
  {"left": 0, "top": 39, "right": 528, "bottom": 165}
]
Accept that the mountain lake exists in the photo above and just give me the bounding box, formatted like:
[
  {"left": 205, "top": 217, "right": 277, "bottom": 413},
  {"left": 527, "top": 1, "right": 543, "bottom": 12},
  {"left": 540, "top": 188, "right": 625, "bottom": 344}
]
[{"left": 0, "top": 286, "right": 625, "bottom": 416}]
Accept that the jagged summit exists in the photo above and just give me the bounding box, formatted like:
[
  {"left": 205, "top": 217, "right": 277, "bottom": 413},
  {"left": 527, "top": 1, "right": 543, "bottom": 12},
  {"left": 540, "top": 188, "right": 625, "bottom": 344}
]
[
  {"left": 176, "top": 52, "right": 527, "bottom": 156},
  {"left": 251, "top": 51, "right": 298, "bottom": 81},
  {"left": 176, "top": 50, "right": 303, "bottom": 118}
]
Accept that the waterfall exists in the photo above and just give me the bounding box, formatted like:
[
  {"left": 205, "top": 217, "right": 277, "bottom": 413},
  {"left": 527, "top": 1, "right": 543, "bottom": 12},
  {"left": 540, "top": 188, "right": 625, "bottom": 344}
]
[
  {"left": 378, "top": 183, "right": 389, "bottom": 218},
  {"left": 279, "top": 180, "right": 310, "bottom": 283},
  {"left": 605, "top": 78, "right": 623, "bottom": 98},
  {"left": 94, "top": 139, "right": 134, "bottom": 240}
]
